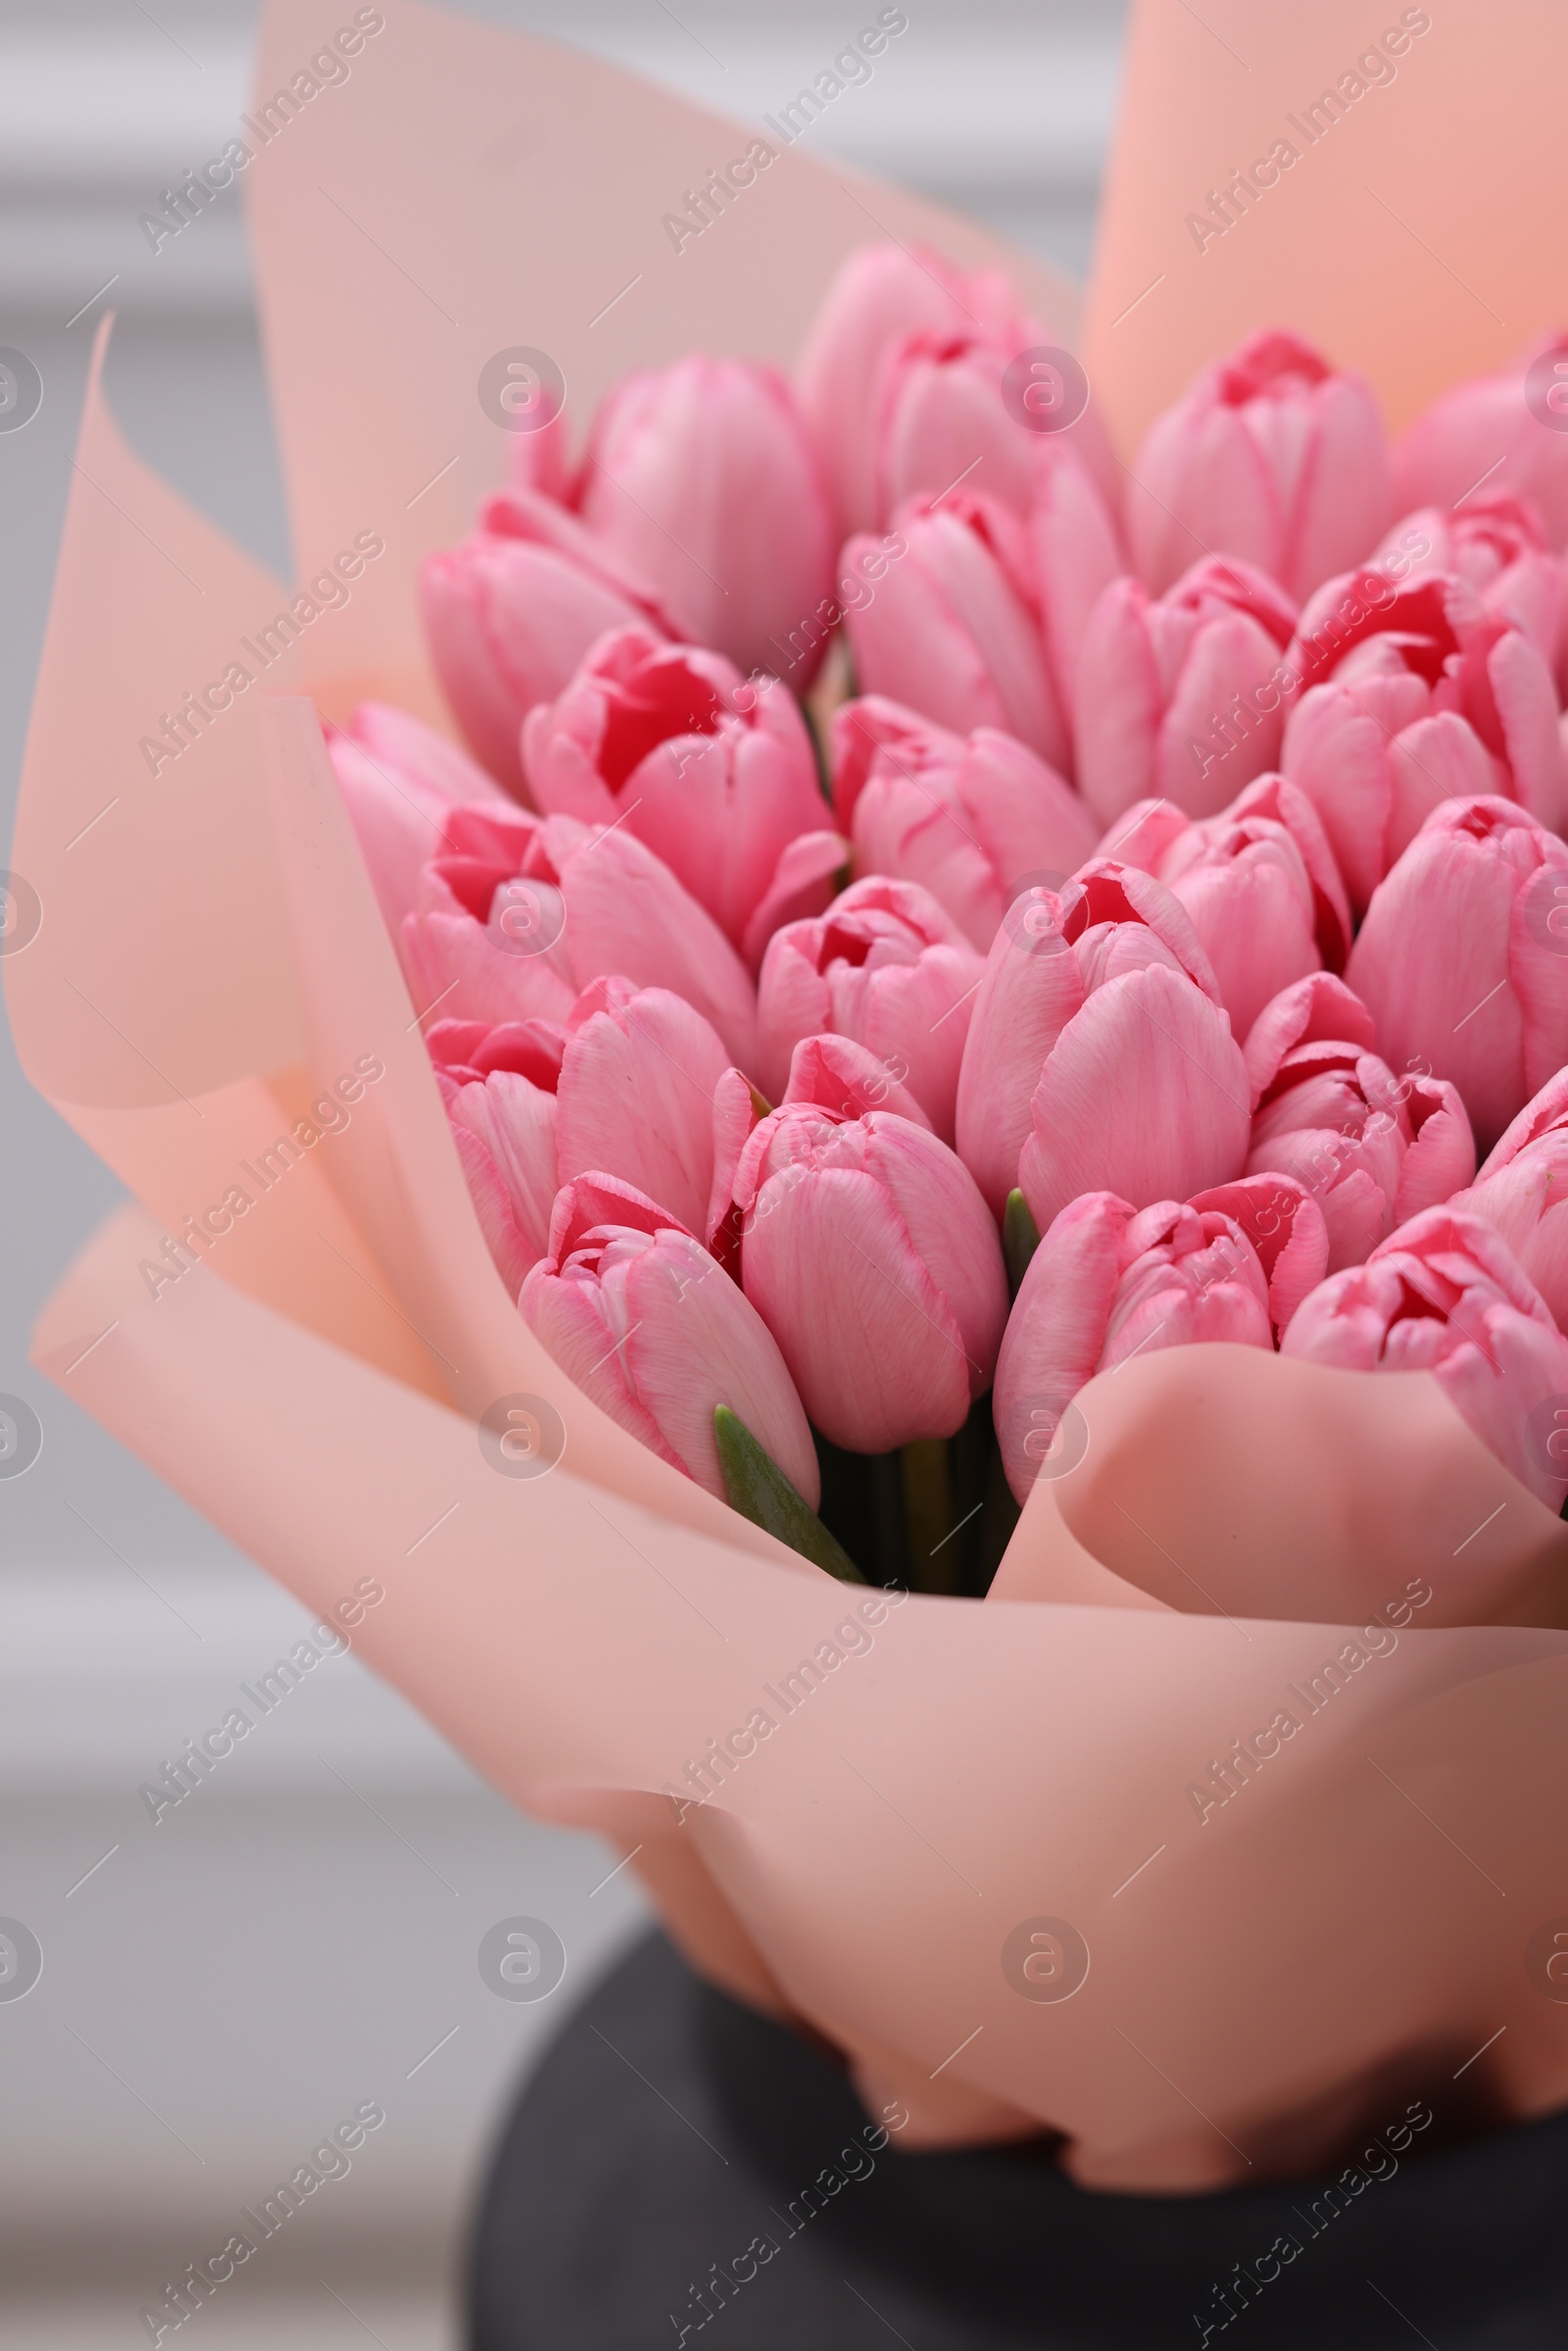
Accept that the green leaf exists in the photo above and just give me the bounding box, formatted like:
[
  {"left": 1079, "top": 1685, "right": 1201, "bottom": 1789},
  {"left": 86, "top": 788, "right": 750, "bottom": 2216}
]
[
  {"left": 1004, "top": 1189, "right": 1041, "bottom": 1298},
  {"left": 714, "top": 1406, "right": 864, "bottom": 1583}
]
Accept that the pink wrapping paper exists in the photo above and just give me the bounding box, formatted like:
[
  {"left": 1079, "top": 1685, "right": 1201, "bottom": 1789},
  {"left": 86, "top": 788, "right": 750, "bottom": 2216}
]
[{"left": 11, "top": 0, "right": 1568, "bottom": 2187}]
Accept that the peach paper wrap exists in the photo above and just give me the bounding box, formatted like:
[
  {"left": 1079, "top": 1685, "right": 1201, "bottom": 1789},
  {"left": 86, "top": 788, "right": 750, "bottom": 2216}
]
[{"left": 10, "top": 0, "right": 1568, "bottom": 2187}]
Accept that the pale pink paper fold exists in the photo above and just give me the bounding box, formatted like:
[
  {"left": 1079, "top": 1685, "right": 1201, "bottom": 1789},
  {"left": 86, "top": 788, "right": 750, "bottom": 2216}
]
[{"left": 10, "top": 0, "right": 1568, "bottom": 2185}]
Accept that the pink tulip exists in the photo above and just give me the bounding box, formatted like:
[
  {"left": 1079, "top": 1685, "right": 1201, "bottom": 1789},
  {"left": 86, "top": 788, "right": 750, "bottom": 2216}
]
[
  {"left": 1127, "top": 328, "right": 1393, "bottom": 600},
  {"left": 576, "top": 357, "right": 836, "bottom": 686},
  {"left": 1453, "top": 1069, "right": 1568, "bottom": 1332},
  {"left": 419, "top": 487, "right": 672, "bottom": 794},
  {"left": 842, "top": 492, "right": 1069, "bottom": 768},
  {"left": 757, "top": 876, "right": 984, "bottom": 1140},
  {"left": 551, "top": 976, "right": 729, "bottom": 1239},
  {"left": 328, "top": 702, "right": 507, "bottom": 941},
  {"left": 1074, "top": 558, "right": 1298, "bottom": 827},
  {"left": 1372, "top": 499, "right": 1564, "bottom": 671},
  {"left": 873, "top": 330, "right": 1038, "bottom": 522},
  {"left": 829, "top": 696, "right": 1098, "bottom": 950},
  {"left": 736, "top": 829, "right": 852, "bottom": 971},
  {"left": 954, "top": 859, "right": 1248, "bottom": 1226},
  {"left": 1107, "top": 773, "right": 1350, "bottom": 1040},
  {"left": 781, "top": 1032, "right": 933, "bottom": 1131},
  {"left": 1242, "top": 970, "right": 1377, "bottom": 1099},
  {"left": 1394, "top": 333, "right": 1568, "bottom": 552},
  {"left": 403, "top": 805, "right": 758, "bottom": 1064},
  {"left": 427, "top": 1016, "right": 564, "bottom": 1298},
  {"left": 794, "top": 240, "right": 1028, "bottom": 536},
  {"left": 1346, "top": 796, "right": 1568, "bottom": 1155},
  {"left": 404, "top": 805, "right": 577, "bottom": 1029},
  {"left": 1247, "top": 1031, "right": 1475, "bottom": 1272},
  {"left": 1186, "top": 1173, "right": 1330, "bottom": 1336},
  {"left": 520, "top": 627, "right": 834, "bottom": 962},
  {"left": 1282, "top": 570, "right": 1566, "bottom": 907},
  {"left": 731, "top": 1103, "right": 1007, "bottom": 1450},
  {"left": 1282, "top": 1206, "right": 1568, "bottom": 1508},
  {"left": 993, "top": 1192, "right": 1275, "bottom": 1502},
  {"left": 520, "top": 1175, "right": 818, "bottom": 1506},
  {"left": 1026, "top": 441, "right": 1130, "bottom": 715}
]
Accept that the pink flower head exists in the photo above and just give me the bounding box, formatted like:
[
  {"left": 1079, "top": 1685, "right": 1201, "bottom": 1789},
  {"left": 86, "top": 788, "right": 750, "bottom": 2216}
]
[
  {"left": 1246, "top": 1027, "right": 1476, "bottom": 1273},
  {"left": 419, "top": 486, "right": 672, "bottom": 793},
  {"left": 1109, "top": 772, "right": 1351, "bottom": 1040},
  {"left": 731, "top": 1104, "right": 1007, "bottom": 1451},
  {"left": 553, "top": 976, "right": 730, "bottom": 1239},
  {"left": 1282, "top": 569, "right": 1566, "bottom": 908},
  {"left": 1372, "top": 499, "right": 1564, "bottom": 672},
  {"left": 993, "top": 1192, "right": 1276, "bottom": 1502},
  {"left": 1242, "top": 969, "right": 1378, "bottom": 1098},
  {"left": 956, "top": 858, "right": 1243, "bottom": 1222},
  {"left": 426, "top": 1015, "right": 565, "bottom": 1298},
  {"left": 520, "top": 627, "right": 832, "bottom": 961},
  {"left": 757, "top": 875, "right": 985, "bottom": 1141},
  {"left": 1128, "top": 328, "right": 1393, "bottom": 600},
  {"left": 576, "top": 356, "right": 836, "bottom": 686},
  {"left": 328, "top": 700, "right": 507, "bottom": 941},
  {"left": 1453, "top": 1069, "right": 1568, "bottom": 1333},
  {"left": 872, "top": 328, "right": 1056, "bottom": 523},
  {"left": 404, "top": 805, "right": 757, "bottom": 1064},
  {"left": 1345, "top": 796, "right": 1568, "bottom": 1155},
  {"left": 842, "top": 491, "right": 1068, "bottom": 768},
  {"left": 793, "top": 240, "right": 1030, "bottom": 536},
  {"left": 1026, "top": 438, "right": 1130, "bottom": 716},
  {"left": 829, "top": 696, "right": 1097, "bottom": 950},
  {"left": 1394, "top": 333, "right": 1568, "bottom": 552},
  {"left": 1074, "top": 558, "right": 1298, "bottom": 827},
  {"left": 1282, "top": 1206, "right": 1568, "bottom": 1509},
  {"left": 520, "top": 1176, "right": 818, "bottom": 1506}
]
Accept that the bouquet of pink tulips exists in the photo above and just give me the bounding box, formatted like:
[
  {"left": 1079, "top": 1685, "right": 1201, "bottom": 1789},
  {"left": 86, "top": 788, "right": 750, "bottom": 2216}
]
[{"left": 329, "top": 240, "right": 1568, "bottom": 1581}]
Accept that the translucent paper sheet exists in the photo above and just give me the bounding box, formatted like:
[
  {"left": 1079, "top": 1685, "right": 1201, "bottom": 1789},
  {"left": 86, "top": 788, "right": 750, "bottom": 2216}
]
[{"left": 10, "top": 0, "right": 1568, "bottom": 2186}]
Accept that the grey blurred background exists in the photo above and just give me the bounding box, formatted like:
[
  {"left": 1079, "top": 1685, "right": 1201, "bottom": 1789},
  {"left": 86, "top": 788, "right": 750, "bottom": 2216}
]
[{"left": 0, "top": 3, "right": 1126, "bottom": 2341}]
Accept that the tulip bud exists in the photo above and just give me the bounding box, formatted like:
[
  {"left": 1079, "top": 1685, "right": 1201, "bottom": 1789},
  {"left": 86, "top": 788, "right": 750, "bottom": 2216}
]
[
  {"left": 552, "top": 977, "right": 730, "bottom": 1239},
  {"left": 1128, "top": 328, "right": 1393, "bottom": 600},
  {"left": 405, "top": 804, "right": 577, "bottom": 1029},
  {"left": 521, "top": 627, "right": 831, "bottom": 960},
  {"left": 994, "top": 1192, "right": 1275, "bottom": 1502},
  {"left": 1282, "top": 570, "right": 1566, "bottom": 906},
  {"left": 955, "top": 859, "right": 1241, "bottom": 1222},
  {"left": 872, "top": 329, "right": 1044, "bottom": 522},
  {"left": 1026, "top": 439, "right": 1129, "bottom": 714},
  {"left": 842, "top": 492, "right": 1068, "bottom": 768},
  {"left": 757, "top": 876, "right": 984, "bottom": 1141},
  {"left": 427, "top": 1016, "right": 565, "bottom": 1298},
  {"left": 1453, "top": 1069, "right": 1568, "bottom": 1332},
  {"left": 1345, "top": 796, "right": 1568, "bottom": 1154},
  {"left": 1247, "top": 1034, "right": 1475, "bottom": 1272},
  {"left": 1372, "top": 498, "right": 1564, "bottom": 672},
  {"left": 402, "top": 805, "right": 758, "bottom": 1064},
  {"left": 1110, "top": 772, "right": 1351, "bottom": 1040},
  {"left": 328, "top": 702, "right": 507, "bottom": 943},
  {"left": 830, "top": 696, "right": 1097, "bottom": 950},
  {"left": 1394, "top": 333, "right": 1568, "bottom": 553},
  {"left": 1282, "top": 1206, "right": 1568, "bottom": 1508},
  {"left": 794, "top": 240, "right": 1028, "bottom": 536},
  {"left": 577, "top": 356, "right": 836, "bottom": 685},
  {"left": 782, "top": 1032, "right": 933, "bottom": 1131},
  {"left": 1242, "top": 970, "right": 1377, "bottom": 1101},
  {"left": 1074, "top": 558, "right": 1298, "bottom": 827},
  {"left": 520, "top": 1176, "right": 818, "bottom": 1506},
  {"left": 732, "top": 1104, "right": 1007, "bottom": 1451},
  {"left": 419, "top": 488, "right": 672, "bottom": 793},
  {"left": 1187, "top": 1174, "right": 1329, "bottom": 1336}
]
